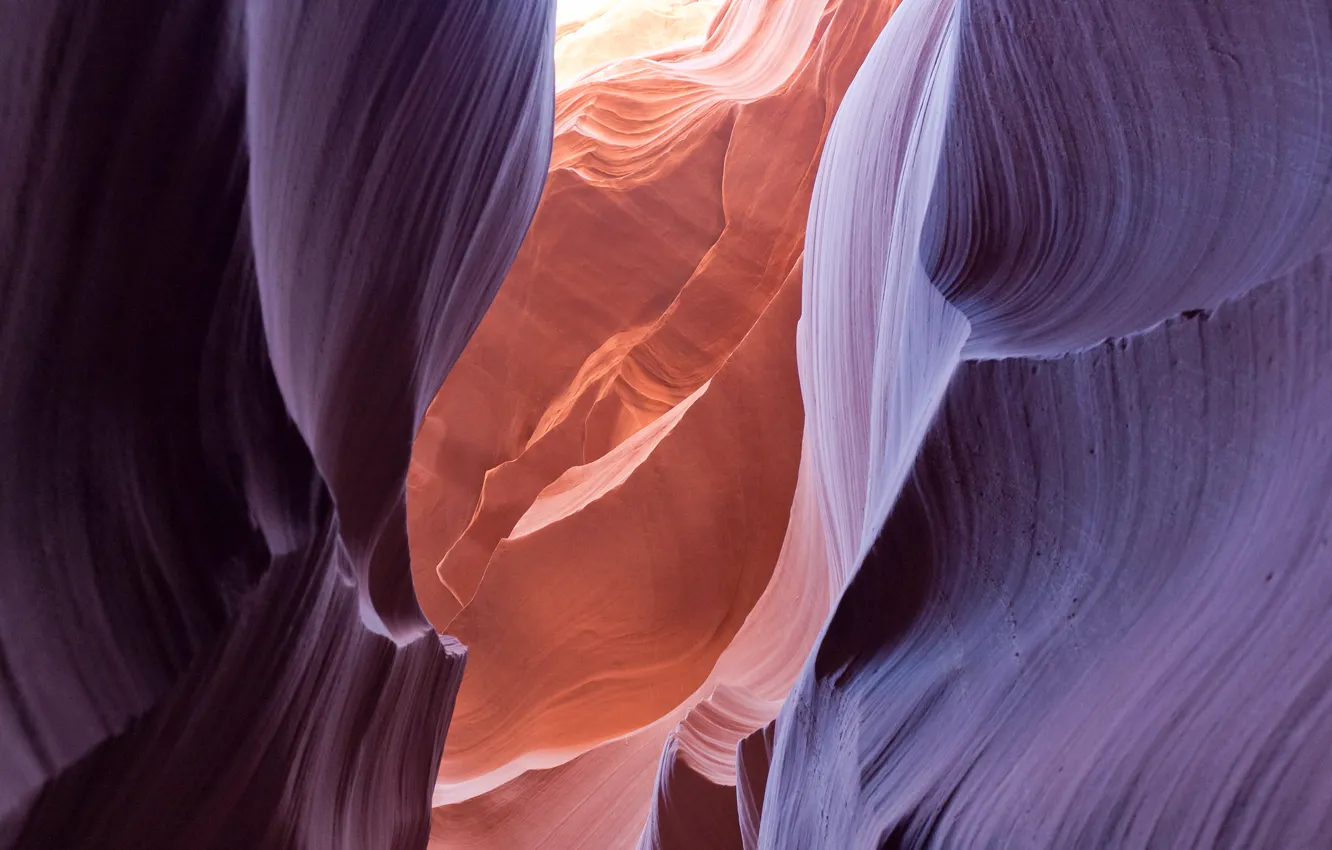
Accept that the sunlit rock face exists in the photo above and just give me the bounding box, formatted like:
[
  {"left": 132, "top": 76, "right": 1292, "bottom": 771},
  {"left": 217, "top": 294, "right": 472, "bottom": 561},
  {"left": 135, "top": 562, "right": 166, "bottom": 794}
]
[
  {"left": 419, "top": 0, "right": 1332, "bottom": 843},
  {"left": 409, "top": 0, "right": 897, "bottom": 845},
  {"left": 0, "top": 1, "right": 551, "bottom": 847},
  {"left": 555, "top": 0, "right": 724, "bottom": 88}
]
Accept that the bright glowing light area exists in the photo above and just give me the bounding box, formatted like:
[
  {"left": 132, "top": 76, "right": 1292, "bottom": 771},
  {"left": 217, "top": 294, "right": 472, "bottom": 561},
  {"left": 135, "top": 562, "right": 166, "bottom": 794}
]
[{"left": 554, "top": 0, "right": 723, "bottom": 88}]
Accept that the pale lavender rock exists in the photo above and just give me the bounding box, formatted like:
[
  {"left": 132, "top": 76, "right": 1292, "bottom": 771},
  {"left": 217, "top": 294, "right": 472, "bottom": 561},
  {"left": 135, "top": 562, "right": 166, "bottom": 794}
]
[
  {"left": 766, "top": 258, "right": 1332, "bottom": 847},
  {"left": 798, "top": 0, "right": 969, "bottom": 590},
  {"left": 763, "top": 0, "right": 1332, "bottom": 845}
]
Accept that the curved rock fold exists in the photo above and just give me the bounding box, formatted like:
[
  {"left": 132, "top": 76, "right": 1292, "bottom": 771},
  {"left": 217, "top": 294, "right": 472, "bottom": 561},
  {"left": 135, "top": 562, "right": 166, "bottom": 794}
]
[
  {"left": 6, "top": 0, "right": 1332, "bottom": 845},
  {"left": 0, "top": 0, "right": 552, "bottom": 845},
  {"left": 760, "top": 0, "right": 1332, "bottom": 846}
]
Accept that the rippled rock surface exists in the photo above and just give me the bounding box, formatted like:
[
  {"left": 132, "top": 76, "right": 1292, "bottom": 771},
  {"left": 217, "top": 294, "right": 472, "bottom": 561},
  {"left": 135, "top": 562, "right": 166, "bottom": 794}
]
[
  {"left": 5, "top": 0, "right": 1332, "bottom": 845},
  {"left": 0, "top": 1, "right": 552, "bottom": 846},
  {"left": 762, "top": 0, "right": 1332, "bottom": 846}
]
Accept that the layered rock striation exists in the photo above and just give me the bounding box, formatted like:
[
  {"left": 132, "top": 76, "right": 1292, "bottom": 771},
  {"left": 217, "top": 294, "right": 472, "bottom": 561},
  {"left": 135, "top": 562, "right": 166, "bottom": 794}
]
[
  {"left": 760, "top": 0, "right": 1332, "bottom": 846},
  {"left": 5, "top": 0, "right": 1332, "bottom": 845},
  {"left": 0, "top": 0, "right": 552, "bottom": 846}
]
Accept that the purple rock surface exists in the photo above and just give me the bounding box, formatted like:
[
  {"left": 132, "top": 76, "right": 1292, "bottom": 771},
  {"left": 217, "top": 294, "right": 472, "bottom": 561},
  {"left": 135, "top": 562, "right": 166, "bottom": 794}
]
[
  {"left": 4, "top": 0, "right": 1332, "bottom": 844},
  {"left": 0, "top": 0, "right": 551, "bottom": 845},
  {"left": 764, "top": 0, "right": 1332, "bottom": 845}
]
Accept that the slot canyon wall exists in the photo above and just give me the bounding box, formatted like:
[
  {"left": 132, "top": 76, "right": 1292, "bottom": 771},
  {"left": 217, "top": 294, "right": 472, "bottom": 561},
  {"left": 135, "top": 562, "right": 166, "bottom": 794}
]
[
  {"left": 0, "top": 0, "right": 552, "bottom": 846},
  {"left": 2, "top": 0, "right": 1331, "bottom": 847},
  {"left": 411, "top": 0, "right": 897, "bottom": 845}
]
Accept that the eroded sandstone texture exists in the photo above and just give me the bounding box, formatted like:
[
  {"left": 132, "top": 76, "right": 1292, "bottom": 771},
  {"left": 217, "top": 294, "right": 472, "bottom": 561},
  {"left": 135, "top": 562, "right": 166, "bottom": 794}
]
[
  {"left": 5, "top": 0, "right": 1332, "bottom": 846},
  {"left": 0, "top": 1, "right": 551, "bottom": 846},
  {"left": 423, "top": 0, "right": 1332, "bottom": 845},
  {"left": 763, "top": 0, "right": 1332, "bottom": 846},
  {"left": 414, "top": 1, "right": 897, "bottom": 845}
]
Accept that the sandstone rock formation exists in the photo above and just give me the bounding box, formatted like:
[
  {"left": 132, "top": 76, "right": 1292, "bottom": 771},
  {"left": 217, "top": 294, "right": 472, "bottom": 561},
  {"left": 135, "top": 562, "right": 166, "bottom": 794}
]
[
  {"left": 410, "top": 0, "right": 895, "bottom": 842},
  {"left": 411, "top": 0, "right": 899, "bottom": 844},
  {"left": 6, "top": 0, "right": 1332, "bottom": 845},
  {"left": 760, "top": 0, "right": 1332, "bottom": 846},
  {"left": 0, "top": 0, "right": 551, "bottom": 846}
]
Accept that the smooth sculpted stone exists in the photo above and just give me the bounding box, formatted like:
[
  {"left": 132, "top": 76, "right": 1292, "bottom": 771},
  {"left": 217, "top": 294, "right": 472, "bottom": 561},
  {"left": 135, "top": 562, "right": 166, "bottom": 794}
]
[
  {"left": 765, "top": 259, "right": 1332, "bottom": 848},
  {"left": 417, "top": 4, "right": 900, "bottom": 842},
  {"left": 922, "top": 0, "right": 1332, "bottom": 356},
  {"left": 797, "top": 0, "right": 969, "bottom": 589},
  {"left": 434, "top": 230, "right": 806, "bottom": 800},
  {"left": 0, "top": 0, "right": 552, "bottom": 845},
  {"left": 762, "top": 0, "right": 1332, "bottom": 845},
  {"left": 735, "top": 722, "right": 774, "bottom": 850},
  {"left": 638, "top": 731, "right": 743, "bottom": 850}
]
